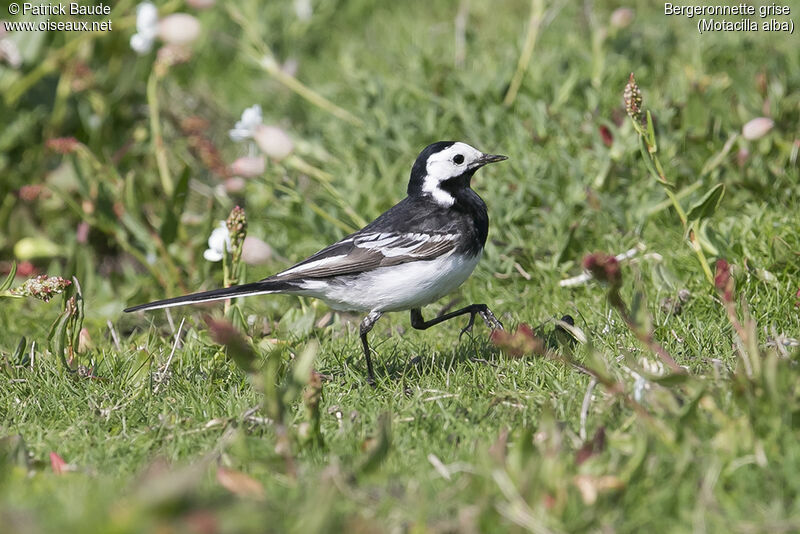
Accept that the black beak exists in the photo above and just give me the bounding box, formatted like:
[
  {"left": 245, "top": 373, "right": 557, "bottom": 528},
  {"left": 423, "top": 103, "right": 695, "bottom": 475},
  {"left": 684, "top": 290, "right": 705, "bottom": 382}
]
[{"left": 474, "top": 153, "right": 508, "bottom": 167}]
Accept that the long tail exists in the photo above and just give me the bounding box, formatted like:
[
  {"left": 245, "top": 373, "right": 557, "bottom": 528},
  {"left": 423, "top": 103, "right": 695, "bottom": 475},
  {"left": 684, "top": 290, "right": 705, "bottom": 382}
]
[{"left": 123, "top": 279, "right": 298, "bottom": 313}]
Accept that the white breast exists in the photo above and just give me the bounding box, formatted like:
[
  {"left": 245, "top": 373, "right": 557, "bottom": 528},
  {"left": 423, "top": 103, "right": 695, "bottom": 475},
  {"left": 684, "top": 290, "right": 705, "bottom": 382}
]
[{"left": 295, "top": 252, "right": 482, "bottom": 312}]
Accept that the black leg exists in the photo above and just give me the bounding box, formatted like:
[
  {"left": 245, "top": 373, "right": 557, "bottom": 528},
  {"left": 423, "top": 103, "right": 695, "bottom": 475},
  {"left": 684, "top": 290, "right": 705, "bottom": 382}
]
[
  {"left": 410, "top": 304, "right": 503, "bottom": 339},
  {"left": 359, "top": 311, "right": 383, "bottom": 386}
]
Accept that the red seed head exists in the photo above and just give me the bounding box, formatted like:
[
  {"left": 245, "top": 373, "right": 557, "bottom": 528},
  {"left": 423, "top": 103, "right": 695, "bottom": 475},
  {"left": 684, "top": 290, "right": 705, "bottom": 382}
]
[{"left": 582, "top": 252, "right": 622, "bottom": 288}]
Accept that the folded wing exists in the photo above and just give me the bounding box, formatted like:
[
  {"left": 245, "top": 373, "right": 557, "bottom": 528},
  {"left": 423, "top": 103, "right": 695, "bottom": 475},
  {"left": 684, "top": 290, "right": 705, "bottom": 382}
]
[{"left": 270, "top": 232, "right": 458, "bottom": 281}]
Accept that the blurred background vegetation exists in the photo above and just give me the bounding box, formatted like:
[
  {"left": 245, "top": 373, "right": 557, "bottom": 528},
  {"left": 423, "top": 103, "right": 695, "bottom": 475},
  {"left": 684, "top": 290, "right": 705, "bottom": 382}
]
[{"left": 1, "top": 0, "right": 799, "bottom": 532}]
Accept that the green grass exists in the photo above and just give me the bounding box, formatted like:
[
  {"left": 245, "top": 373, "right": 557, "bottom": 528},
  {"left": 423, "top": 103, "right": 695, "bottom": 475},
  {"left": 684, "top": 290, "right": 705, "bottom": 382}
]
[{"left": 2, "top": 0, "right": 800, "bottom": 532}]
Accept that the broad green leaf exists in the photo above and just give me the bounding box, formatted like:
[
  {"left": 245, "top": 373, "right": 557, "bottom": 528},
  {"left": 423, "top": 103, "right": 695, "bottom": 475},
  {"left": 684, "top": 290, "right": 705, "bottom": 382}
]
[
  {"left": 687, "top": 183, "right": 725, "bottom": 221},
  {"left": 638, "top": 137, "right": 660, "bottom": 180},
  {"left": 47, "top": 308, "right": 72, "bottom": 371},
  {"left": 12, "top": 336, "right": 27, "bottom": 365},
  {"left": 0, "top": 262, "right": 16, "bottom": 292}
]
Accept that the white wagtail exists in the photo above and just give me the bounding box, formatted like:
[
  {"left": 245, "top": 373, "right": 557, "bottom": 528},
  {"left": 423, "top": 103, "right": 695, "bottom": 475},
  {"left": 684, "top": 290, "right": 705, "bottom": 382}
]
[{"left": 125, "top": 141, "right": 507, "bottom": 384}]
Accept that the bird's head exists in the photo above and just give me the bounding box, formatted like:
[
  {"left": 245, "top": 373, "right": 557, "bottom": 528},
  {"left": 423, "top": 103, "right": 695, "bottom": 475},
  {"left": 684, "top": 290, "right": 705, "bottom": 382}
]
[{"left": 407, "top": 141, "right": 507, "bottom": 207}]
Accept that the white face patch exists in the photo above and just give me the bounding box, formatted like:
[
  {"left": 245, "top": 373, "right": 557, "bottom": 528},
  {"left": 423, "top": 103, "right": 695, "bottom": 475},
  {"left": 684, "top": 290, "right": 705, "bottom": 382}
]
[{"left": 422, "top": 142, "right": 484, "bottom": 207}]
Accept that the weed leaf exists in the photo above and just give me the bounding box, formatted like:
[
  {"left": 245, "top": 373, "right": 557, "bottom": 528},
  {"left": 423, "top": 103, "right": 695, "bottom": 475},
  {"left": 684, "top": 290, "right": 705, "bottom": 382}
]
[{"left": 687, "top": 183, "right": 725, "bottom": 221}]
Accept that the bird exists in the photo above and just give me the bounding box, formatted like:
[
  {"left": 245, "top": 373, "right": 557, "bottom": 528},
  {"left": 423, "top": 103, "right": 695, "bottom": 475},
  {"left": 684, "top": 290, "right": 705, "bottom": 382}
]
[{"left": 125, "top": 141, "right": 507, "bottom": 384}]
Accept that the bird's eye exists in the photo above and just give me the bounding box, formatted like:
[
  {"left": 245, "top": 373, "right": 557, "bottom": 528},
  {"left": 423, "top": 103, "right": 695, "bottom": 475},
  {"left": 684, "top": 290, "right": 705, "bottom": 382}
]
[{"left": 453, "top": 154, "right": 465, "bottom": 165}]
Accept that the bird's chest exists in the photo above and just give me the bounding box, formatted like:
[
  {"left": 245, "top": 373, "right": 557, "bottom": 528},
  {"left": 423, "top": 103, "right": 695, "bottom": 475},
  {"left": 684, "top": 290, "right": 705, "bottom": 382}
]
[{"left": 364, "top": 251, "right": 482, "bottom": 311}]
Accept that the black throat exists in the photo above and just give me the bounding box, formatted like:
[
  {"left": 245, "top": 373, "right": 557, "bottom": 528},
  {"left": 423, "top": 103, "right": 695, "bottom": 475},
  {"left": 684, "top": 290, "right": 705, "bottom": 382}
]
[{"left": 440, "top": 171, "right": 489, "bottom": 254}]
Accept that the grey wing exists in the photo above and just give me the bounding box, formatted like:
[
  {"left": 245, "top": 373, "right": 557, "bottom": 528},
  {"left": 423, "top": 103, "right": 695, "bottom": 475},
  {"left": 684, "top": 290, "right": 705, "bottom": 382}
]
[{"left": 267, "top": 232, "right": 458, "bottom": 281}]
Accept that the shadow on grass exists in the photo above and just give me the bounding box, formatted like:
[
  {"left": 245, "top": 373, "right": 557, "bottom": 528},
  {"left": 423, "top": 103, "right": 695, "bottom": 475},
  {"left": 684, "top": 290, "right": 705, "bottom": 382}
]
[
  {"left": 313, "top": 328, "right": 506, "bottom": 386},
  {"left": 365, "top": 334, "right": 505, "bottom": 385}
]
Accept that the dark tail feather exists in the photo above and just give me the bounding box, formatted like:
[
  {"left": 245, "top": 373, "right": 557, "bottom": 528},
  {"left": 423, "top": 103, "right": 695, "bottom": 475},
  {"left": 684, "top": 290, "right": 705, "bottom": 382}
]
[{"left": 124, "top": 279, "right": 296, "bottom": 313}]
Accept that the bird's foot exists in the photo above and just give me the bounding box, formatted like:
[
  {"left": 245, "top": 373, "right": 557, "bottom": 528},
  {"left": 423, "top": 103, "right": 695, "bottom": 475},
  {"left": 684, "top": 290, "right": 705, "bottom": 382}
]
[
  {"left": 479, "top": 308, "right": 504, "bottom": 331},
  {"left": 459, "top": 307, "right": 503, "bottom": 340}
]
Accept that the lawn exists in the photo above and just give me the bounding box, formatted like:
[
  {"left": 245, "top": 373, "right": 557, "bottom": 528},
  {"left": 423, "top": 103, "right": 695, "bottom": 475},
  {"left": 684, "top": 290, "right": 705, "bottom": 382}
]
[{"left": 1, "top": 0, "right": 799, "bottom": 532}]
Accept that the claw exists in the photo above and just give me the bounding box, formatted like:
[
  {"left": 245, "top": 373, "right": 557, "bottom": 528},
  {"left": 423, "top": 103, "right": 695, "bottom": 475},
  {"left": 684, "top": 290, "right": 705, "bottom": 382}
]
[
  {"left": 479, "top": 309, "right": 504, "bottom": 331},
  {"left": 458, "top": 312, "right": 478, "bottom": 340}
]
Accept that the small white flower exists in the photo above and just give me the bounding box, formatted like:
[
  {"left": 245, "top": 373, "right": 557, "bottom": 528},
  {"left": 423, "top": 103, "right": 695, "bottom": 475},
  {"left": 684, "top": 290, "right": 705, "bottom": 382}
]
[
  {"left": 229, "top": 105, "right": 263, "bottom": 142},
  {"left": 203, "top": 221, "right": 231, "bottom": 262},
  {"left": 254, "top": 125, "right": 294, "bottom": 161},
  {"left": 158, "top": 13, "right": 201, "bottom": 46},
  {"left": 242, "top": 236, "right": 273, "bottom": 265},
  {"left": 130, "top": 33, "right": 153, "bottom": 55},
  {"left": 137, "top": 2, "right": 159, "bottom": 35},
  {"left": 130, "top": 2, "right": 159, "bottom": 55},
  {"left": 742, "top": 117, "right": 774, "bottom": 141}
]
